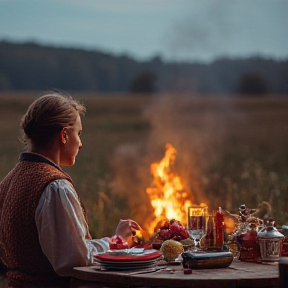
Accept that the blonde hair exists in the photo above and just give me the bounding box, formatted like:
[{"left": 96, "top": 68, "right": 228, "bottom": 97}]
[{"left": 20, "top": 92, "right": 86, "bottom": 147}]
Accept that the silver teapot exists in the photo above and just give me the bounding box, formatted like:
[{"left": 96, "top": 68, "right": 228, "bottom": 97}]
[{"left": 257, "top": 225, "right": 284, "bottom": 262}]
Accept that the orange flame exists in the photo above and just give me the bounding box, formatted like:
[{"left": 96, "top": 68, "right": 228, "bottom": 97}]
[{"left": 146, "top": 143, "right": 194, "bottom": 234}]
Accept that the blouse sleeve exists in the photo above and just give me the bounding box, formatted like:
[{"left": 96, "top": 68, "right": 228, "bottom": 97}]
[{"left": 35, "top": 179, "right": 110, "bottom": 276}]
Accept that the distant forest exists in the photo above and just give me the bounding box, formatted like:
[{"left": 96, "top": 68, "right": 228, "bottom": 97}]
[{"left": 0, "top": 41, "right": 287, "bottom": 95}]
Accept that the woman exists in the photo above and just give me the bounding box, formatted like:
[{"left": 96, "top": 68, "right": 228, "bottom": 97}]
[{"left": 0, "top": 92, "right": 140, "bottom": 288}]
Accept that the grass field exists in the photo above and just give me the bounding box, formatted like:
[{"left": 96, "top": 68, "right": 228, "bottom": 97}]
[{"left": 1, "top": 92, "right": 288, "bottom": 239}]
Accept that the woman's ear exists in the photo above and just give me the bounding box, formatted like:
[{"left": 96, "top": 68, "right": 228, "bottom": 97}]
[{"left": 60, "top": 127, "right": 68, "bottom": 144}]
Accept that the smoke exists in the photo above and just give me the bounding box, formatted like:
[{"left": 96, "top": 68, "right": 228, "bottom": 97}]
[
  {"left": 164, "top": 1, "right": 236, "bottom": 62},
  {"left": 163, "top": 0, "right": 288, "bottom": 62},
  {"left": 109, "top": 95, "right": 236, "bottom": 226}
]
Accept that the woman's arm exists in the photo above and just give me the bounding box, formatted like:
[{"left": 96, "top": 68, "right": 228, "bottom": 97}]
[{"left": 35, "top": 179, "right": 109, "bottom": 276}]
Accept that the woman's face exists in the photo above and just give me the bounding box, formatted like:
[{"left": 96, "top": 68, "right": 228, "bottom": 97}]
[{"left": 60, "top": 113, "right": 83, "bottom": 166}]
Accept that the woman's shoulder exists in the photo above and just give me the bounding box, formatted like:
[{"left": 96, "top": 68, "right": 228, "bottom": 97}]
[
  {"left": 45, "top": 179, "right": 76, "bottom": 196},
  {"left": 38, "top": 179, "right": 80, "bottom": 210},
  {"left": 48, "top": 178, "right": 72, "bottom": 186}
]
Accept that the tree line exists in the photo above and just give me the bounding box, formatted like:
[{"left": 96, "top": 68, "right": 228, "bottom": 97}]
[{"left": 0, "top": 41, "right": 287, "bottom": 95}]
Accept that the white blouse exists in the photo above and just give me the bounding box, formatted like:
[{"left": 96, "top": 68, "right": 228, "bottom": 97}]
[{"left": 35, "top": 179, "right": 109, "bottom": 276}]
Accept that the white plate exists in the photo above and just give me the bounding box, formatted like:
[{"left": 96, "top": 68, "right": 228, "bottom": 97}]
[
  {"left": 106, "top": 247, "right": 145, "bottom": 256},
  {"left": 96, "top": 258, "right": 161, "bottom": 266},
  {"left": 95, "top": 259, "right": 160, "bottom": 270}
]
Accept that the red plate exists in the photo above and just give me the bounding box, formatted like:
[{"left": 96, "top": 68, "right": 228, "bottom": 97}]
[{"left": 95, "top": 249, "right": 162, "bottom": 262}]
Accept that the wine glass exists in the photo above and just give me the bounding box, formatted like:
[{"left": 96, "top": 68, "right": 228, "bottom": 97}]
[{"left": 187, "top": 206, "right": 208, "bottom": 252}]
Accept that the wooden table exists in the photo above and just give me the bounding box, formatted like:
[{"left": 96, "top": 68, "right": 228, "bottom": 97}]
[{"left": 71, "top": 259, "right": 279, "bottom": 288}]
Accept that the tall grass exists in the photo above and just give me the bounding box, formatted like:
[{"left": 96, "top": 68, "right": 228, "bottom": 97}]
[{"left": 1, "top": 92, "right": 288, "bottom": 239}]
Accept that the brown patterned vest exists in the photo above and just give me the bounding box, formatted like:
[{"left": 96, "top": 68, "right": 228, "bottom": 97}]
[{"left": 0, "top": 153, "right": 74, "bottom": 286}]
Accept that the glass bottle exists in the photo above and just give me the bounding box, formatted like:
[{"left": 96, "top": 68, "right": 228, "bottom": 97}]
[{"left": 206, "top": 212, "right": 217, "bottom": 251}]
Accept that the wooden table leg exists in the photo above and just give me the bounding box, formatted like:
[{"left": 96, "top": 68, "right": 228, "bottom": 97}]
[
  {"left": 70, "top": 278, "right": 109, "bottom": 288},
  {"left": 279, "top": 257, "right": 288, "bottom": 288}
]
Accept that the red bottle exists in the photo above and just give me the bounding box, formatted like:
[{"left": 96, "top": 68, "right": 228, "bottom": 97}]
[{"left": 215, "top": 207, "right": 224, "bottom": 249}]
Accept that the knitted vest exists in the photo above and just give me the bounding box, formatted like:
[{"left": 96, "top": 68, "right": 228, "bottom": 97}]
[{"left": 0, "top": 153, "right": 73, "bottom": 286}]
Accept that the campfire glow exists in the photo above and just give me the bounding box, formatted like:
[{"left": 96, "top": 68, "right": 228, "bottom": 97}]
[{"left": 145, "top": 143, "right": 195, "bottom": 234}]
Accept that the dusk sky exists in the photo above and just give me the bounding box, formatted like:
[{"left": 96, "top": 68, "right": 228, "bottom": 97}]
[{"left": 0, "top": 0, "right": 287, "bottom": 63}]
